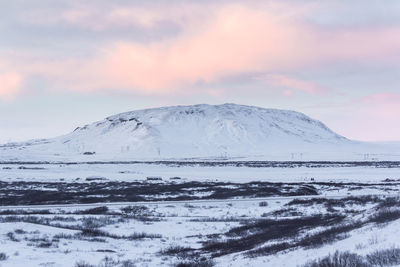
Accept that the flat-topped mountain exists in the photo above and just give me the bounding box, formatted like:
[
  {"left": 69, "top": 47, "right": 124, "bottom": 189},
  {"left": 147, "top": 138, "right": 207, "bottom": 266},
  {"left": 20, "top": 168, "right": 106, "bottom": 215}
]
[{"left": 2, "top": 103, "right": 398, "bottom": 161}]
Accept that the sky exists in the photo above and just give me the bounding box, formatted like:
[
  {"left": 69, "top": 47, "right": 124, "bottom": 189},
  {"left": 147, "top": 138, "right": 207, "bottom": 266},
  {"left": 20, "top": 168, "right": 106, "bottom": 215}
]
[{"left": 1, "top": 0, "right": 400, "bottom": 143}]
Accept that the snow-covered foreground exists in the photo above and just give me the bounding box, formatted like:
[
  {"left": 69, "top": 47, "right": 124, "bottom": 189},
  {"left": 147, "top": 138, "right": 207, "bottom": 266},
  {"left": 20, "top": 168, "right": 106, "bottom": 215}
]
[
  {"left": 1, "top": 196, "right": 400, "bottom": 267},
  {"left": 1, "top": 162, "right": 400, "bottom": 266}
]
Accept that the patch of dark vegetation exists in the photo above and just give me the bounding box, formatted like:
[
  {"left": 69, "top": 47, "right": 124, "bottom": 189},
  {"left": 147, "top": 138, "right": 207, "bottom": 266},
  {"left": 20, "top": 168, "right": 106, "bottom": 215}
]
[
  {"left": 78, "top": 228, "right": 161, "bottom": 240},
  {"left": 302, "top": 251, "right": 370, "bottom": 267},
  {"left": 0, "top": 180, "right": 323, "bottom": 205},
  {"left": 369, "top": 208, "right": 400, "bottom": 224},
  {"left": 286, "top": 195, "right": 382, "bottom": 208},
  {"left": 203, "top": 197, "right": 400, "bottom": 259},
  {"left": 303, "top": 248, "right": 400, "bottom": 267},
  {"left": 0, "top": 209, "right": 51, "bottom": 215},
  {"left": 2, "top": 177, "right": 400, "bottom": 206},
  {"left": 7, "top": 232, "right": 20, "bottom": 242},
  {"left": 0, "top": 215, "right": 161, "bottom": 240},
  {"left": 80, "top": 216, "right": 117, "bottom": 229},
  {"left": 36, "top": 241, "right": 54, "bottom": 248},
  {"left": 75, "top": 257, "right": 136, "bottom": 267},
  {"left": 377, "top": 197, "right": 400, "bottom": 208},
  {"left": 366, "top": 247, "right": 400, "bottom": 266},
  {"left": 268, "top": 207, "right": 302, "bottom": 217},
  {"left": 85, "top": 176, "right": 107, "bottom": 181},
  {"left": 25, "top": 234, "right": 58, "bottom": 248},
  {"left": 120, "top": 205, "right": 156, "bottom": 219},
  {"left": 202, "top": 214, "right": 345, "bottom": 257},
  {"left": 0, "top": 252, "right": 8, "bottom": 261},
  {"left": 3, "top": 160, "right": 400, "bottom": 168},
  {"left": 0, "top": 215, "right": 78, "bottom": 226},
  {"left": 297, "top": 221, "right": 363, "bottom": 248},
  {"left": 96, "top": 249, "right": 116, "bottom": 253},
  {"left": 14, "top": 228, "right": 26, "bottom": 234},
  {"left": 17, "top": 166, "right": 45, "bottom": 170},
  {"left": 175, "top": 258, "right": 215, "bottom": 267},
  {"left": 248, "top": 220, "right": 364, "bottom": 257},
  {"left": 119, "top": 206, "right": 162, "bottom": 222},
  {"left": 189, "top": 217, "right": 249, "bottom": 222},
  {"left": 77, "top": 206, "right": 109, "bottom": 215},
  {"left": 53, "top": 233, "right": 106, "bottom": 243},
  {"left": 160, "top": 245, "right": 194, "bottom": 257},
  {"left": 127, "top": 232, "right": 162, "bottom": 240},
  {"left": 75, "top": 261, "right": 96, "bottom": 267},
  {"left": 248, "top": 204, "right": 400, "bottom": 258},
  {"left": 248, "top": 220, "right": 363, "bottom": 257}
]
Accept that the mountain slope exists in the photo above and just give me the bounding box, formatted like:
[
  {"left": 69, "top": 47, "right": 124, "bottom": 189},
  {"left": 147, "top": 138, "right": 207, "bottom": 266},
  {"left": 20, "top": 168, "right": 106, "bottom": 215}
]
[{"left": 2, "top": 103, "right": 397, "bottom": 161}]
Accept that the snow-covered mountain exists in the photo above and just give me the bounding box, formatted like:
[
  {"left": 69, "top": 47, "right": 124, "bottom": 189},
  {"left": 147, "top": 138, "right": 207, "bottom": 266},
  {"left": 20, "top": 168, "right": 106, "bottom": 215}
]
[{"left": 1, "top": 104, "right": 399, "bottom": 161}]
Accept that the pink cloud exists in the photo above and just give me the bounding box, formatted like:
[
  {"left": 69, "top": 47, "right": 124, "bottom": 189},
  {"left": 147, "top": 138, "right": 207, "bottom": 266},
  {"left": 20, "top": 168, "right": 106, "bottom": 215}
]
[
  {"left": 60, "top": 7, "right": 162, "bottom": 30},
  {"left": 73, "top": 5, "right": 400, "bottom": 93},
  {"left": 0, "top": 72, "right": 22, "bottom": 100},
  {"left": 71, "top": 5, "right": 315, "bottom": 92},
  {"left": 48, "top": 3, "right": 214, "bottom": 31},
  {"left": 7, "top": 3, "right": 400, "bottom": 95},
  {"left": 283, "top": 90, "right": 294, "bottom": 97},
  {"left": 261, "top": 74, "right": 328, "bottom": 95}
]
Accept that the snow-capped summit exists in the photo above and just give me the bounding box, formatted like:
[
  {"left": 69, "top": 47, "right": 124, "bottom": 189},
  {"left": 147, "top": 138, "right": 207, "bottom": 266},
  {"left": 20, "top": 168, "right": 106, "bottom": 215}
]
[{"left": 3, "top": 103, "right": 398, "bottom": 161}]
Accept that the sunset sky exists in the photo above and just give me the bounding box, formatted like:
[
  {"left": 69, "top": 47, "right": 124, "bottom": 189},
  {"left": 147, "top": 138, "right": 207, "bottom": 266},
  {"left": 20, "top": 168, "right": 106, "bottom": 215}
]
[{"left": 1, "top": 0, "right": 400, "bottom": 143}]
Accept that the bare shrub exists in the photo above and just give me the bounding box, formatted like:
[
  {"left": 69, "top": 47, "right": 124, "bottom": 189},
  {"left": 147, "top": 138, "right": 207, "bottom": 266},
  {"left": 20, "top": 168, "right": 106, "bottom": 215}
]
[
  {"left": 247, "top": 220, "right": 363, "bottom": 257},
  {"left": 175, "top": 257, "right": 215, "bottom": 267},
  {"left": 78, "top": 206, "right": 109, "bottom": 215},
  {"left": 7, "top": 232, "right": 20, "bottom": 242},
  {"left": 14, "top": 229, "right": 27, "bottom": 234},
  {"left": 75, "top": 261, "right": 96, "bottom": 267},
  {"left": 0, "top": 252, "right": 8, "bottom": 261},
  {"left": 100, "top": 256, "right": 119, "bottom": 267},
  {"left": 366, "top": 247, "right": 400, "bottom": 266},
  {"left": 302, "top": 251, "right": 370, "bottom": 267},
  {"left": 303, "top": 248, "right": 400, "bottom": 267},
  {"left": 369, "top": 208, "right": 400, "bottom": 224},
  {"left": 81, "top": 217, "right": 113, "bottom": 229},
  {"left": 120, "top": 260, "right": 136, "bottom": 267},
  {"left": 160, "top": 245, "right": 193, "bottom": 256},
  {"left": 127, "top": 232, "right": 161, "bottom": 240},
  {"left": 121, "top": 205, "right": 148, "bottom": 215},
  {"left": 377, "top": 197, "right": 400, "bottom": 208}
]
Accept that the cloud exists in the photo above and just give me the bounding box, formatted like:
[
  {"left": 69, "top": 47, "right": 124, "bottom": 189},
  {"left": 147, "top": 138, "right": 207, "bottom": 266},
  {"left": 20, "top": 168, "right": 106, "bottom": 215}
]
[
  {"left": 0, "top": 72, "right": 22, "bottom": 100},
  {"left": 68, "top": 5, "right": 400, "bottom": 92},
  {"left": 24, "top": 2, "right": 213, "bottom": 31},
  {"left": 260, "top": 74, "right": 328, "bottom": 95},
  {"left": 59, "top": 6, "right": 166, "bottom": 30},
  {"left": 77, "top": 5, "right": 400, "bottom": 93},
  {"left": 5, "top": 3, "right": 400, "bottom": 96},
  {"left": 57, "top": 4, "right": 318, "bottom": 92}
]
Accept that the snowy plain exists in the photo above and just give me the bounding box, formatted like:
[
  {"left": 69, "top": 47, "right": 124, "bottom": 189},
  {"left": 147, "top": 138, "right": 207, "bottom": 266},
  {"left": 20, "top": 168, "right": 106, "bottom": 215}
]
[
  {"left": 1, "top": 104, "right": 400, "bottom": 266},
  {"left": 1, "top": 161, "right": 400, "bottom": 267}
]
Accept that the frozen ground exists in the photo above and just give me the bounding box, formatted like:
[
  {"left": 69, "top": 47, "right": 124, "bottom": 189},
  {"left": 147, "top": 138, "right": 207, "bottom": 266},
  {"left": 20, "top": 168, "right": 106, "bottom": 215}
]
[
  {"left": 1, "top": 196, "right": 400, "bottom": 266},
  {"left": 1, "top": 161, "right": 400, "bottom": 183},
  {"left": 1, "top": 162, "right": 400, "bottom": 266}
]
